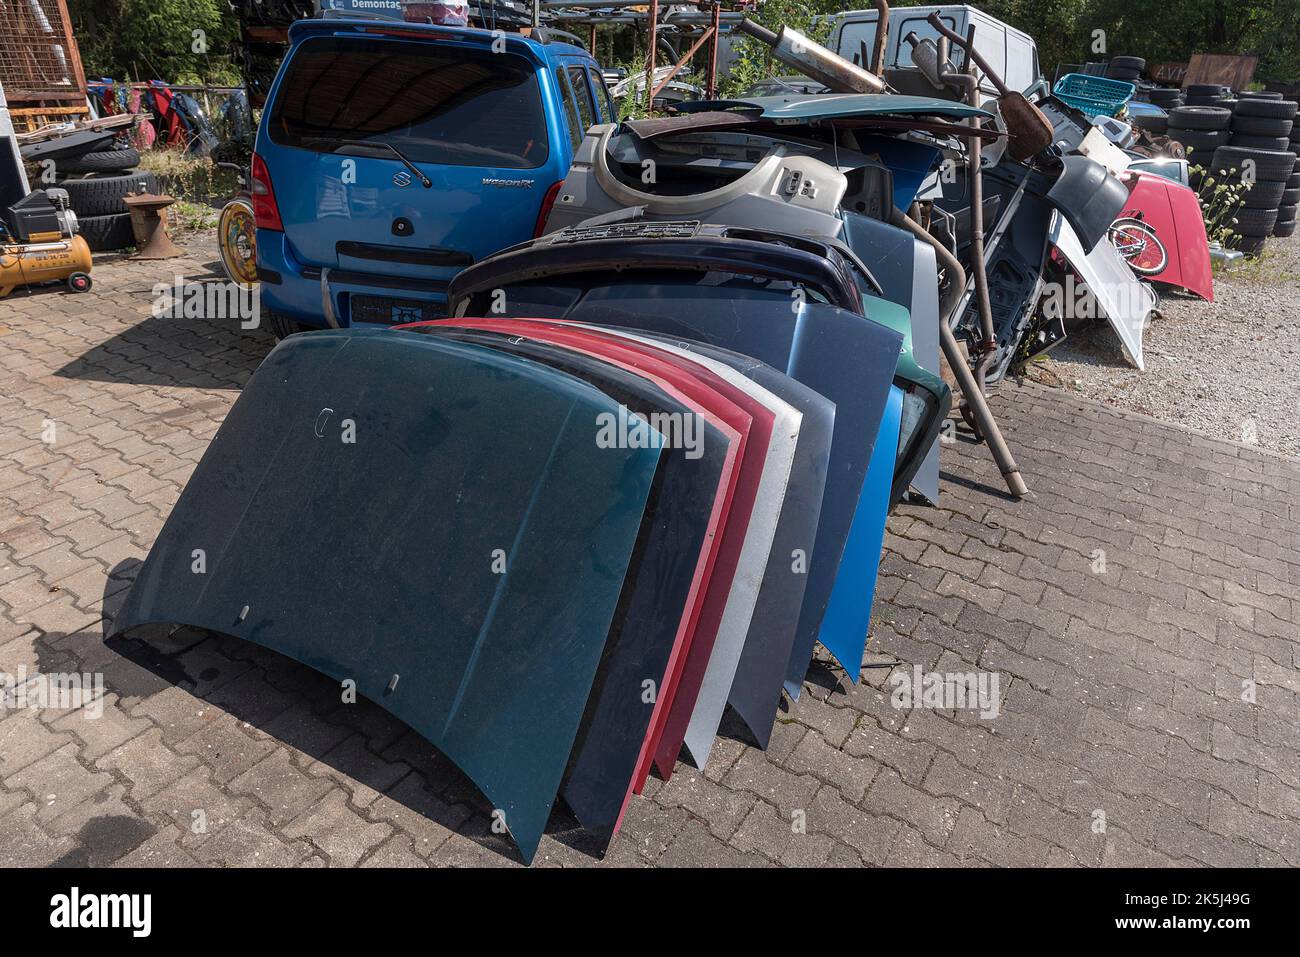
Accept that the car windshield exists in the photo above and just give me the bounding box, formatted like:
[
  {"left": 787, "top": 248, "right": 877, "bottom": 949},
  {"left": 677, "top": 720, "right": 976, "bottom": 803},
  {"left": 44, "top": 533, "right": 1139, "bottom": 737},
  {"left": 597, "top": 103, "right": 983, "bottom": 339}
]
[{"left": 268, "top": 36, "right": 549, "bottom": 170}]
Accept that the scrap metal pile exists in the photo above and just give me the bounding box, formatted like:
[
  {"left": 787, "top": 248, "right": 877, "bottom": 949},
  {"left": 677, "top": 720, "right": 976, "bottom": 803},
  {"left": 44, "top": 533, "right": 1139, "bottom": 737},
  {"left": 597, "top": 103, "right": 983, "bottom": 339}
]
[{"left": 107, "top": 5, "right": 1225, "bottom": 862}]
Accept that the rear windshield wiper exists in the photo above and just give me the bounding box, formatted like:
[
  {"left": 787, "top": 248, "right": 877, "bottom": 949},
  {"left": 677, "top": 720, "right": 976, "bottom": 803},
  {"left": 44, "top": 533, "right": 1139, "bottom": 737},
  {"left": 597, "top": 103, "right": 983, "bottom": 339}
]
[{"left": 304, "top": 136, "right": 433, "bottom": 188}]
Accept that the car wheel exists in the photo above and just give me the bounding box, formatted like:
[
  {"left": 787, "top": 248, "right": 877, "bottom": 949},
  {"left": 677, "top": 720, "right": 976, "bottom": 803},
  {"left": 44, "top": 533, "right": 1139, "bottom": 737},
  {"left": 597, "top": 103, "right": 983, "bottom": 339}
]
[
  {"left": 1171, "top": 129, "right": 1230, "bottom": 154},
  {"left": 1211, "top": 145, "right": 1298, "bottom": 181},
  {"left": 56, "top": 147, "right": 142, "bottom": 175},
  {"left": 1230, "top": 115, "right": 1294, "bottom": 136},
  {"left": 1234, "top": 235, "right": 1267, "bottom": 257},
  {"left": 1234, "top": 206, "right": 1280, "bottom": 237},
  {"left": 1241, "top": 179, "right": 1287, "bottom": 209},
  {"left": 263, "top": 309, "right": 309, "bottom": 341},
  {"left": 1168, "top": 105, "right": 1232, "bottom": 130},
  {"left": 1234, "top": 97, "right": 1298, "bottom": 120},
  {"left": 1230, "top": 134, "right": 1292, "bottom": 151},
  {"left": 1274, "top": 217, "right": 1297, "bottom": 237},
  {"left": 1132, "top": 114, "right": 1168, "bottom": 135},
  {"left": 78, "top": 213, "right": 135, "bottom": 252},
  {"left": 58, "top": 171, "right": 158, "bottom": 217}
]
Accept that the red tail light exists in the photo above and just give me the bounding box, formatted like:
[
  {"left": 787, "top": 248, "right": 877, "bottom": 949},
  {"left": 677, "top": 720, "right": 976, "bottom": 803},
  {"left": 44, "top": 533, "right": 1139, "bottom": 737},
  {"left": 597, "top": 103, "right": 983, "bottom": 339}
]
[
  {"left": 250, "top": 152, "right": 284, "bottom": 232},
  {"left": 534, "top": 181, "right": 564, "bottom": 238}
]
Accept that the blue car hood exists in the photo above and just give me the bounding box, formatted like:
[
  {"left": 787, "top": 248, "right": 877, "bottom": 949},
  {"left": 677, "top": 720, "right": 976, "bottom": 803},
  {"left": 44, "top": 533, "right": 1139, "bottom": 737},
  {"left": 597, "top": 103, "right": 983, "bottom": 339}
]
[{"left": 107, "top": 329, "right": 660, "bottom": 864}]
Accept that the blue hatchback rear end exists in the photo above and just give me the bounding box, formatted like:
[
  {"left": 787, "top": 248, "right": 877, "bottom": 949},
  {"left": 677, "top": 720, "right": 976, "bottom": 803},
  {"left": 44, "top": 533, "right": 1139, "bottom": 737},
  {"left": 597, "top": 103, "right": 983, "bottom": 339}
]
[{"left": 253, "top": 18, "right": 610, "bottom": 332}]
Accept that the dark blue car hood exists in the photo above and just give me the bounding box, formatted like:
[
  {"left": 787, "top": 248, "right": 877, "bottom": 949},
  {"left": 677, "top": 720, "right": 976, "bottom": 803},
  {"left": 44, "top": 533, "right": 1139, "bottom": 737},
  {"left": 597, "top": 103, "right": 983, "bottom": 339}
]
[{"left": 108, "top": 329, "right": 660, "bottom": 863}]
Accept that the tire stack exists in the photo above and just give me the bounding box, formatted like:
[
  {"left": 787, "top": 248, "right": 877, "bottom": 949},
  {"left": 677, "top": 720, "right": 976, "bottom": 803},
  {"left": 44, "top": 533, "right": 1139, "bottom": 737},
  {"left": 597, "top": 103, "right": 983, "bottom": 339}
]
[
  {"left": 1277, "top": 90, "right": 1300, "bottom": 239},
  {"left": 1278, "top": 157, "right": 1299, "bottom": 239},
  {"left": 1166, "top": 105, "right": 1232, "bottom": 165},
  {"left": 1184, "top": 83, "right": 1231, "bottom": 106},
  {"left": 1104, "top": 56, "right": 1145, "bottom": 83},
  {"left": 55, "top": 144, "right": 158, "bottom": 253},
  {"left": 1209, "top": 144, "right": 1297, "bottom": 256},
  {"left": 1147, "top": 87, "right": 1184, "bottom": 112}
]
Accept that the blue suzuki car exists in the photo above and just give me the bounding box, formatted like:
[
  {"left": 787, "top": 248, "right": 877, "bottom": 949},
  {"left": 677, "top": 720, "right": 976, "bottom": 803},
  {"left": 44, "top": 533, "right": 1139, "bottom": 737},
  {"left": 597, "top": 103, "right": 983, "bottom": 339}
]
[{"left": 252, "top": 17, "right": 611, "bottom": 337}]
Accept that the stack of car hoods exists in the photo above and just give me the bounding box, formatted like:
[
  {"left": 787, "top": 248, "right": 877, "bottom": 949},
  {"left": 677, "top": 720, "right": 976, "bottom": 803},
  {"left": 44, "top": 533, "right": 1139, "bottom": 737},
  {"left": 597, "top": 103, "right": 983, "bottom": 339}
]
[{"left": 110, "top": 306, "right": 905, "bottom": 863}]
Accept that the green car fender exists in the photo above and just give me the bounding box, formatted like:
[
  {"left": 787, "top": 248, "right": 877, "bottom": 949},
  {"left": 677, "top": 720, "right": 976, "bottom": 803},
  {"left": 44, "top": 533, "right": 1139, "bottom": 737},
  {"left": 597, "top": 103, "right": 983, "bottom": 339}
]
[{"left": 862, "top": 293, "right": 953, "bottom": 506}]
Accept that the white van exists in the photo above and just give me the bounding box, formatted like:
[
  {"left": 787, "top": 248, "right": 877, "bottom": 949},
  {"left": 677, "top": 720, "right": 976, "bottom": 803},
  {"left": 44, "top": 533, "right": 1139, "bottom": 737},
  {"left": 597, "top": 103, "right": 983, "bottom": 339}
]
[{"left": 828, "top": 4, "right": 1047, "bottom": 98}]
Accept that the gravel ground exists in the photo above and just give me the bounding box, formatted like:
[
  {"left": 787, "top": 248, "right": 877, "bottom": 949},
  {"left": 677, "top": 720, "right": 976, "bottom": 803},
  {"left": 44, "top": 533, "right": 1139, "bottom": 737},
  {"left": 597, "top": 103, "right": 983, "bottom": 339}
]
[{"left": 1026, "top": 232, "right": 1300, "bottom": 458}]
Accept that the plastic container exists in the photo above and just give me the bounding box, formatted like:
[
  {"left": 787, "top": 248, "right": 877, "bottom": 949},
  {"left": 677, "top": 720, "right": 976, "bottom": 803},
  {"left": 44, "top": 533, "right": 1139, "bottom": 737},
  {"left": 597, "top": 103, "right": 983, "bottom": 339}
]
[{"left": 1053, "top": 73, "right": 1136, "bottom": 118}]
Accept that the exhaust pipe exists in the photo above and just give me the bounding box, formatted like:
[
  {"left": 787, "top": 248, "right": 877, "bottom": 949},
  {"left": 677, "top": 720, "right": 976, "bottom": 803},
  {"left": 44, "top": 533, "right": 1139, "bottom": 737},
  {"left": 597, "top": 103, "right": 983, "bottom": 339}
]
[
  {"left": 737, "top": 18, "right": 886, "bottom": 94},
  {"left": 870, "top": 0, "right": 890, "bottom": 77},
  {"left": 888, "top": 205, "right": 1028, "bottom": 499}
]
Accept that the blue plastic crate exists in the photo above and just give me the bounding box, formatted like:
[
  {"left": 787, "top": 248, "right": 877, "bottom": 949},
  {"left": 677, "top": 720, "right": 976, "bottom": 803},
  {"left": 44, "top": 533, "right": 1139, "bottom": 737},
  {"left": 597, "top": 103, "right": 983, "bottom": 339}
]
[{"left": 1053, "top": 73, "right": 1136, "bottom": 118}]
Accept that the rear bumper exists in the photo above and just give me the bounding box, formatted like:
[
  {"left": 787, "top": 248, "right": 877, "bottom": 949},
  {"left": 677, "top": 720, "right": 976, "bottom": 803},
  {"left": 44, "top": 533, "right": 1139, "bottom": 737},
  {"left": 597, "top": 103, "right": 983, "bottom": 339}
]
[{"left": 256, "top": 229, "right": 451, "bottom": 328}]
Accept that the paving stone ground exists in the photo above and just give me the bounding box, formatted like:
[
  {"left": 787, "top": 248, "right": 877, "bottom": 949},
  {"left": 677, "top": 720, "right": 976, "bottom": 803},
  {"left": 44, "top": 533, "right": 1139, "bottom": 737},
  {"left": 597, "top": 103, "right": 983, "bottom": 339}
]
[{"left": 1, "top": 242, "right": 1298, "bottom": 867}]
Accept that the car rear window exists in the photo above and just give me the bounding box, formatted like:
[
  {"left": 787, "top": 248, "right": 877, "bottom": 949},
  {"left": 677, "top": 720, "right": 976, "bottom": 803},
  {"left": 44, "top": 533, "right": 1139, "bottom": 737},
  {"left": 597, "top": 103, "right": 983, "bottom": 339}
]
[{"left": 268, "top": 36, "right": 549, "bottom": 169}]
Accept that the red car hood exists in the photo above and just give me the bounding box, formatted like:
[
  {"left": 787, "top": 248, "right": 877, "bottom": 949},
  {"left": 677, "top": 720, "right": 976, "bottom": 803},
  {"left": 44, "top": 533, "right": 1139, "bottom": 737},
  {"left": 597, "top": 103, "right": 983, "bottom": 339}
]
[{"left": 1124, "top": 170, "right": 1214, "bottom": 302}]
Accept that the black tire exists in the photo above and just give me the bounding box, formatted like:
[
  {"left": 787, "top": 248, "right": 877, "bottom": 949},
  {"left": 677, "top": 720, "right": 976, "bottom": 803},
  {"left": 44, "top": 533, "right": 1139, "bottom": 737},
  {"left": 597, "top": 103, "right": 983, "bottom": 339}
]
[
  {"left": 1211, "top": 145, "right": 1298, "bottom": 181},
  {"left": 1275, "top": 218, "right": 1297, "bottom": 237},
  {"left": 1107, "top": 68, "right": 1141, "bottom": 82},
  {"left": 1171, "top": 128, "right": 1230, "bottom": 152},
  {"left": 1148, "top": 88, "right": 1182, "bottom": 101},
  {"left": 263, "top": 309, "right": 308, "bottom": 341},
  {"left": 1132, "top": 114, "right": 1168, "bottom": 135},
  {"left": 1239, "top": 90, "right": 1284, "bottom": 101},
  {"left": 1283, "top": 187, "right": 1300, "bottom": 206},
  {"left": 1230, "top": 134, "right": 1292, "bottom": 151},
  {"left": 1241, "top": 179, "right": 1287, "bottom": 209},
  {"left": 1234, "top": 206, "right": 1279, "bottom": 237},
  {"left": 1277, "top": 203, "right": 1298, "bottom": 223},
  {"left": 1184, "top": 95, "right": 1222, "bottom": 107},
  {"left": 1187, "top": 84, "right": 1226, "bottom": 97},
  {"left": 1168, "top": 105, "right": 1232, "bottom": 130},
  {"left": 1109, "top": 55, "right": 1145, "bottom": 71},
  {"left": 58, "top": 171, "right": 158, "bottom": 217},
  {"left": 1235, "top": 97, "right": 1298, "bottom": 119},
  {"left": 1216, "top": 98, "right": 1239, "bottom": 112},
  {"left": 1288, "top": 171, "right": 1300, "bottom": 189},
  {"left": 1231, "top": 114, "right": 1293, "bottom": 136},
  {"left": 1235, "top": 235, "right": 1267, "bottom": 257},
  {"left": 78, "top": 213, "right": 135, "bottom": 252},
  {"left": 55, "top": 147, "right": 142, "bottom": 175}
]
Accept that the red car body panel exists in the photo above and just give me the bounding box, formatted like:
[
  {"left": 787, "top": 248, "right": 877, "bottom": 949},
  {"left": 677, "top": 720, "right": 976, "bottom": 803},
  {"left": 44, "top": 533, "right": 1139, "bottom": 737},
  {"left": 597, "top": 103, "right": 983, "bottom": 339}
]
[
  {"left": 1123, "top": 170, "right": 1214, "bottom": 302},
  {"left": 410, "top": 317, "right": 767, "bottom": 831}
]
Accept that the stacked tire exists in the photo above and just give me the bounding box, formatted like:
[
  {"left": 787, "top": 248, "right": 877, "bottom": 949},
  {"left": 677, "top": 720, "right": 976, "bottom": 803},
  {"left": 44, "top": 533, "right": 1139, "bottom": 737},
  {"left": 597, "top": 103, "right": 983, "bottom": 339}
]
[
  {"left": 1227, "top": 94, "right": 1296, "bottom": 152},
  {"left": 1277, "top": 158, "right": 1299, "bottom": 237},
  {"left": 1281, "top": 116, "right": 1300, "bottom": 238},
  {"left": 1184, "top": 83, "right": 1231, "bottom": 106},
  {"left": 55, "top": 145, "right": 158, "bottom": 253},
  {"left": 1166, "top": 105, "right": 1232, "bottom": 163},
  {"left": 1209, "top": 144, "right": 1297, "bottom": 256},
  {"left": 1105, "top": 56, "right": 1144, "bottom": 83},
  {"left": 1147, "top": 87, "right": 1184, "bottom": 111}
]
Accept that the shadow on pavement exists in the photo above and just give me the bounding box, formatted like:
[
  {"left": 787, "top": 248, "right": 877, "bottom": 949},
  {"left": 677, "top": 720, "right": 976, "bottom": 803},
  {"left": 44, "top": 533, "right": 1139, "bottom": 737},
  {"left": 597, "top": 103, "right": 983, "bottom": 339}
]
[{"left": 26, "top": 561, "right": 605, "bottom": 866}]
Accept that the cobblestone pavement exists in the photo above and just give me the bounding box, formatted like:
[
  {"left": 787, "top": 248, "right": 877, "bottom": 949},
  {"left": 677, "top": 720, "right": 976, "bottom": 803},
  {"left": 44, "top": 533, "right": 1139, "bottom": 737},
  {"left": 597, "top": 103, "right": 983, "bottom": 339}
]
[{"left": 1, "top": 244, "right": 1298, "bottom": 867}]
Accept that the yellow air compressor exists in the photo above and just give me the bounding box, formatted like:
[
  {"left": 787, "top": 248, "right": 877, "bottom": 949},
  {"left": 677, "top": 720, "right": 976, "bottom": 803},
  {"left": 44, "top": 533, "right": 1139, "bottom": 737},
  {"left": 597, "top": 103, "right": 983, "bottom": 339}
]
[{"left": 0, "top": 188, "right": 93, "bottom": 298}]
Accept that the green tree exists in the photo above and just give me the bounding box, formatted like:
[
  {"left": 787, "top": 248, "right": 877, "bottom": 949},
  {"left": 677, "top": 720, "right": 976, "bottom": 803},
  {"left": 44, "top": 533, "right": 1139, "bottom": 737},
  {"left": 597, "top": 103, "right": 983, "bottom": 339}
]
[{"left": 68, "top": 0, "right": 238, "bottom": 84}]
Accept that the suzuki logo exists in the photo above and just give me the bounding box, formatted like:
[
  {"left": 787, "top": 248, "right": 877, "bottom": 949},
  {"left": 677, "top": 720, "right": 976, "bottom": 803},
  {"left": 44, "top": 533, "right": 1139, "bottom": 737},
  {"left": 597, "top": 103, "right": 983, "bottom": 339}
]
[{"left": 393, "top": 170, "right": 412, "bottom": 187}]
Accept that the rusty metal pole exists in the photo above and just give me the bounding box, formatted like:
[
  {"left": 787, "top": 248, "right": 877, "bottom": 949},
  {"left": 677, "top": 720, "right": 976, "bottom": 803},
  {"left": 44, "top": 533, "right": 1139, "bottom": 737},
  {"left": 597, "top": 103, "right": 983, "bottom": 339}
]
[
  {"left": 589, "top": 23, "right": 597, "bottom": 54},
  {"left": 706, "top": 2, "right": 721, "bottom": 97},
  {"left": 645, "top": 0, "right": 659, "bottom": 113},
  {"left": 650, "top": 27, "right": 714, "bottom": 102}
]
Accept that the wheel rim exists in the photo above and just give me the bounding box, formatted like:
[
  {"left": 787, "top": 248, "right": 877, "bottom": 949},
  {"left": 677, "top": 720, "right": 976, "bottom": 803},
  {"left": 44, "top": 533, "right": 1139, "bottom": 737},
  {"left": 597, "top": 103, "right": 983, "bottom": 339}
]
[
  {"left": 219, "top": 198, "right": 258, "bottom": 288},
  {"left": 1109, "top": 221, "right": 1168, "bottom": 276}
]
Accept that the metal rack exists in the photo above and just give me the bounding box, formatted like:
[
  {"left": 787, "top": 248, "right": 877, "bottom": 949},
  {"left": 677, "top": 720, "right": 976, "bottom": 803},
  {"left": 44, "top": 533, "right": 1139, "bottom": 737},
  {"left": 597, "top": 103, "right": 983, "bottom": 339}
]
[{"left": 544, "top": 1, "right": 753, "bottom": 101}]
